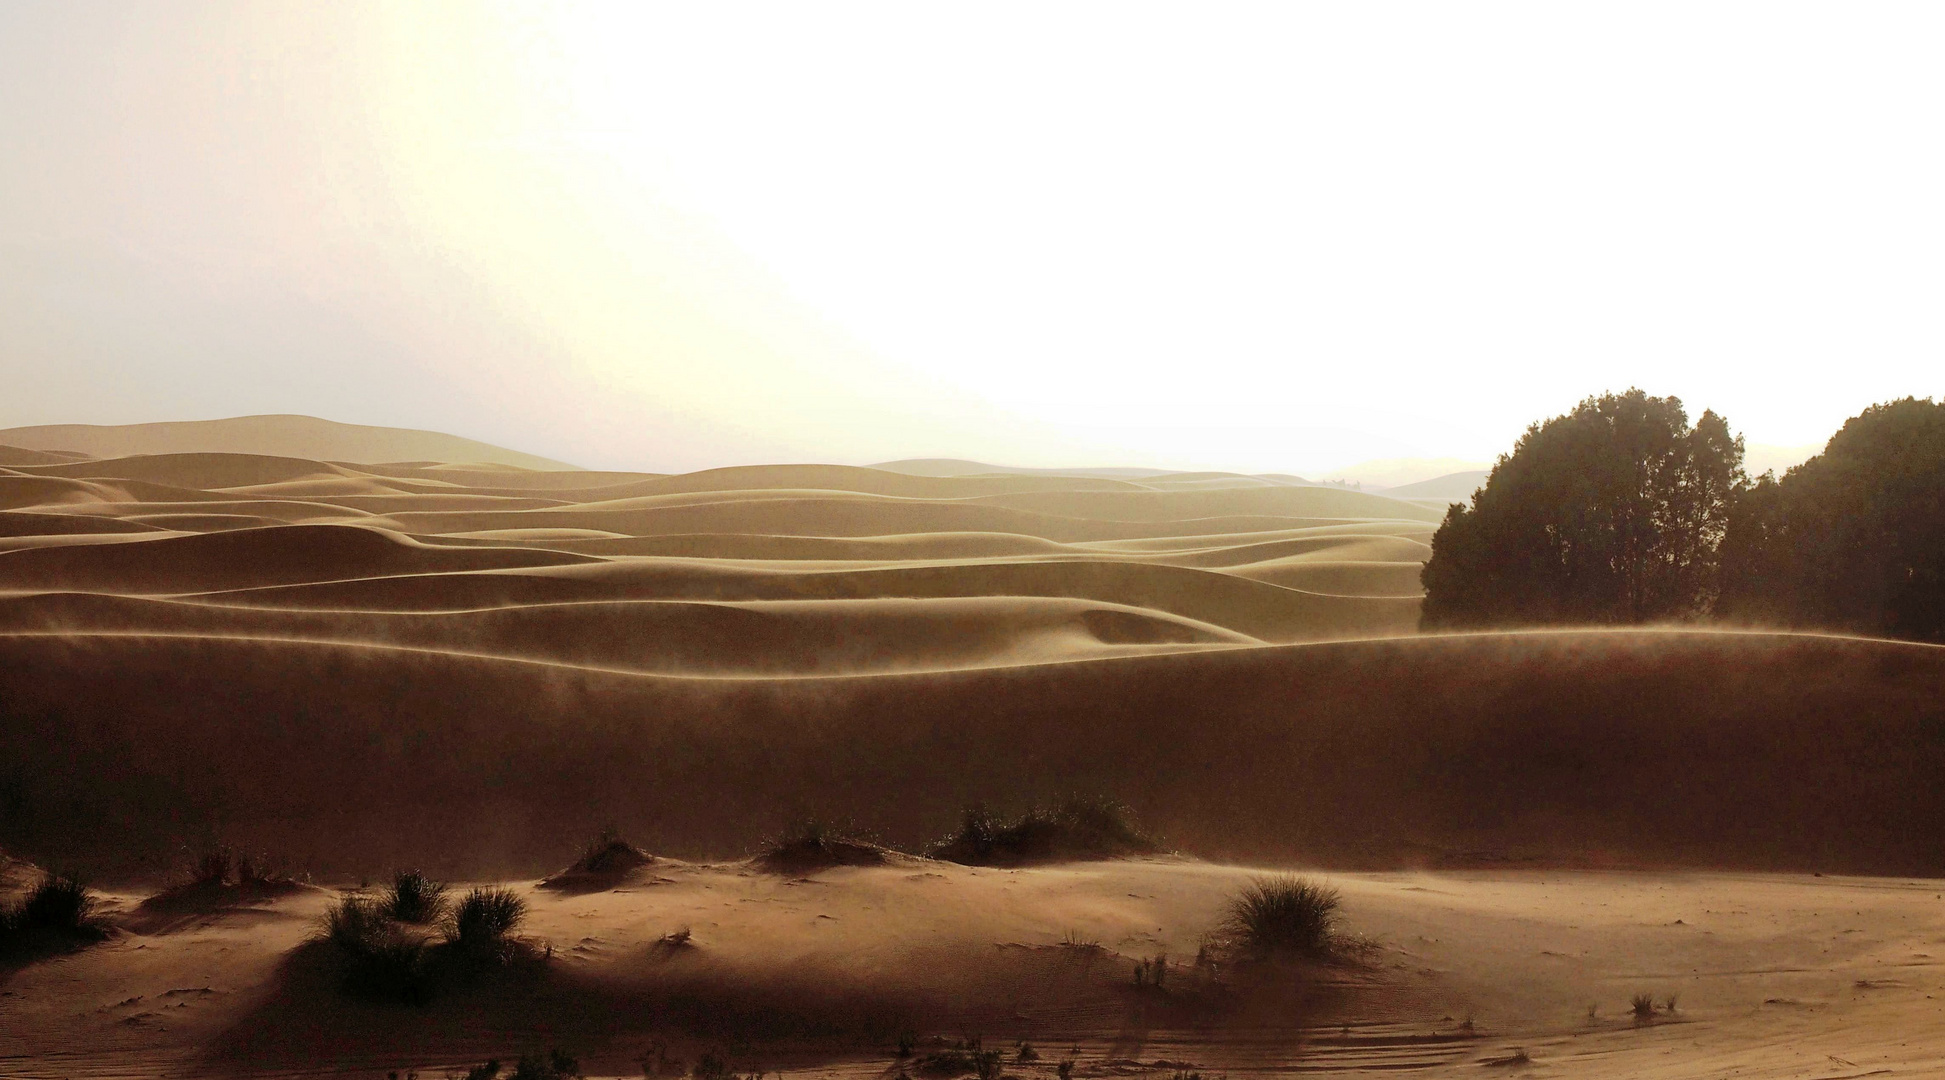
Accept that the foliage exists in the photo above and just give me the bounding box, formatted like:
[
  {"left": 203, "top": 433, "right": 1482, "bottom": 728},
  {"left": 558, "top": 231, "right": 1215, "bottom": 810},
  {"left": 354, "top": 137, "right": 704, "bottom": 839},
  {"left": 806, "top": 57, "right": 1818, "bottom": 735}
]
[
  {"left": 931, "top": 796, "right": 1158, "bottom": 866},
  {"left": 1421, "top": 389, "right": 1745, "bottom": 628},
  {"left": 386, "top": 870, "right": 448, "bottom": 924},
  {"left": 445, "top": 886, "right": 527, "bottom": 957},
  {"left": 1224, "top": 875, "right": 1340, "bottom": 960},
  {"left": 1719, "top": 397, "right": 1945, "bottom": 641},
  {"left": 512, "top": 1050, "right": 582, "bottom": 1080},
  {"left": 1, "top": 874, "right": 106, "bottom": 957},
  {"left": 570, "top": 826, "right": 652, "bottom": 875},
  {"left": 321, "top": 895, "right": 431, "bottom": 1003}
]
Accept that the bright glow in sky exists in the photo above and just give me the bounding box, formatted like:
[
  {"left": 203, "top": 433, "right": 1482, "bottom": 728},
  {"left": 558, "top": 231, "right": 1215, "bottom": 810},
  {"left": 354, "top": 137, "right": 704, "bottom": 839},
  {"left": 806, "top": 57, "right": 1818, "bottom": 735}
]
[{"left": 2, "top": 2, "right": 1941, "bottom": 476}]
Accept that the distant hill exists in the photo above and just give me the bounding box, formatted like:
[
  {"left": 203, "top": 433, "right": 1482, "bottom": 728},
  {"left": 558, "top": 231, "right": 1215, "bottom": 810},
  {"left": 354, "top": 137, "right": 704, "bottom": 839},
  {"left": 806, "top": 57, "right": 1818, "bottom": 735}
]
[
  {"left": 874, "top": 458, "right": 1187, "bottom": 479},
  {"left": 1382, "top": 470, "right": 1489, "bottom": 502},
  {"left": 0, "top": 415, "right": 578, "bottom": 470}
]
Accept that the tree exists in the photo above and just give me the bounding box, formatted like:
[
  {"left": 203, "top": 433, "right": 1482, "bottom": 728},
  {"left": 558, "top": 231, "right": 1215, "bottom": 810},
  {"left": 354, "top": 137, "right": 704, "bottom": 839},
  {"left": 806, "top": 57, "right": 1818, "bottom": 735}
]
[
  {"left": 1420, "top": 389, "right": 1745, "bottom": 629},
  {"left": 1718, "top": 397, "right": 1945, "bottom": 641}
]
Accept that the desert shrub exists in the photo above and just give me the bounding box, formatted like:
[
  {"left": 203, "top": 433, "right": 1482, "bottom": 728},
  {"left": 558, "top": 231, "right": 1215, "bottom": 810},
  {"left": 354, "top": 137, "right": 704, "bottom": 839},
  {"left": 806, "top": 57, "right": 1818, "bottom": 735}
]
[
  {"left": 387, "top": 870, "right": 448, "bottom": 924},
  {"left": 692, "top": 1050, "right": 732, "bottom": 1080},
  {"left": 193, "top": 846, "right": 234, "bottom": 885},
  {"left": 911, "top": 1039, "right": 1001, "bottom": 1079},
  {"left": 16, "top": 874, "right": 96, "bottom": 932},
  {"left": 1225, "top": 876, "right": 1340, "bottom": 961},
  {"left": 1631, "top": 993, "right": 1656, "bottom": 1019},
  {"left": 931, "top": 797, "right": 1158, "bottom": 866},
  {"left": 512, "top": 1049, "right": 582, "bottom": 1079},
  {"left": 445, "top": 887, "right": 527, "bottom": 958},
  {"left": 756, "top": 820, "right": 890, "bottom": 874},
  {"left": 465, "top": 1062, "right": 503, "bottom": 1080},
  {"left": 321, "top": 895, "right": 431, "bottom": 1002},
  {"left": 572, "top": 827, "right": 653, "bottom": 876}
]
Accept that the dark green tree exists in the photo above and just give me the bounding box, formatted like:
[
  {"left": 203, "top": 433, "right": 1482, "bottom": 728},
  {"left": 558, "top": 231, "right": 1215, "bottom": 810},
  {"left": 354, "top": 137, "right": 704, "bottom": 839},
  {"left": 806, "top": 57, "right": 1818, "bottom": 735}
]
[
  {"left": 1421, "top": 389, "right": 1745, "bottom": 628},
  {"left": 1718, "top": 397, "right": 1945, "bottom": 641}
]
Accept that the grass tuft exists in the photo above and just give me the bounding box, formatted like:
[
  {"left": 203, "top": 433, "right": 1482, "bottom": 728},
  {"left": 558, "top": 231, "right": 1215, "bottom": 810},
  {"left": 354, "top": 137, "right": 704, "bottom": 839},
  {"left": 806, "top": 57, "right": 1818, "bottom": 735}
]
[
  {"left": 445, "top": 886, "right": 527, "bottom": 960},
  {"left": 1224, "top": 875, "right": 1340, "bottom": 961},
  {"left": 930, "top": 796, "right": 1158, "bottom": 866},
  {"left": 1, "top": 874, "right": 108, "bottom": 959},
  {"left": 320, "top": 895, "right": 431, "bottom": 1002},
  {"left": 386, "top": 870, "right": 448, "bottom": 924},
  {"left": 756, "top": 820, "right": 891, "bottom": 874}
]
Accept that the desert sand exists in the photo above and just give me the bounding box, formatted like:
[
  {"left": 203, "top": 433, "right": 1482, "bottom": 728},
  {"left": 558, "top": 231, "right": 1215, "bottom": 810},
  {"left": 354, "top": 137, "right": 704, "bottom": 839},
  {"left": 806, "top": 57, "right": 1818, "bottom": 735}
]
[{"left": 4, "top": 427, "right": 1943, "bottom": 1077}]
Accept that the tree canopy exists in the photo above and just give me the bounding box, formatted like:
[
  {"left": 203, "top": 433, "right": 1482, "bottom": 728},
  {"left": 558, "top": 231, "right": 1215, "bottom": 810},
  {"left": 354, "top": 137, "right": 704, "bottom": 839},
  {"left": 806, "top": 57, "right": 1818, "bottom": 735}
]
[
  {"left": 1718, "top": 397, "right": 1945, "bottom": 641},
  {"left": 1420, "top": 389, "right": 1744, "bottom": 629}
]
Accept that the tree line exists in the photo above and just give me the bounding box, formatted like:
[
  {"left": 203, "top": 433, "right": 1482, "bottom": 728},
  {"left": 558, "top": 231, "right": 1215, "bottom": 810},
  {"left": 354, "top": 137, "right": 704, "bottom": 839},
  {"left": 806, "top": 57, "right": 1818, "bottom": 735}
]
[{"left": 1421, "top": 389, "right": 1945, "bottom": 643}]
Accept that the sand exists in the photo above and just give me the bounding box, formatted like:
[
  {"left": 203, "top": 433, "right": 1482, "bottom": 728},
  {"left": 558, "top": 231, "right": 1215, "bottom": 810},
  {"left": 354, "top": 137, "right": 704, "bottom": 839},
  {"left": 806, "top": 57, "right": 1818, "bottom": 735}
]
[
  {"left": 5, "top": 860, "right": 1943, "bottom": 1078},
  {"left": 4, "top": 431, "right": 1941, "bottom": 1077}
]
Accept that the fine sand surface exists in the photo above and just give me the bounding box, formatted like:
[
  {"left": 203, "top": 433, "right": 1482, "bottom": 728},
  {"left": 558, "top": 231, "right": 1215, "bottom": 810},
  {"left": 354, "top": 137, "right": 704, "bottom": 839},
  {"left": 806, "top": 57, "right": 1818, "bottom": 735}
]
[
  {"left": 5, "top": 860, "right": 1945, "bottom": 1079},
  {"left": 6, "top": 436, "right": 1945, "bottom": 1076}
]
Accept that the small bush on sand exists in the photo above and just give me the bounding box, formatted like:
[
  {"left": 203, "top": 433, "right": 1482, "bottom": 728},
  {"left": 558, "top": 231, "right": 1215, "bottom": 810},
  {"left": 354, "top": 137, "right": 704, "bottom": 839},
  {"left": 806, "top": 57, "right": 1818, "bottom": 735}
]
[
  {"left": 1631, "top": 993, "right": 1656, "bottom": 1019},
  {"left": 193, "top": 846, "right": 234, "bottom": 885},
  {"left": 321, "top": 895, "right": 431, "bottom": 1002},
  {"left": 1, "top": 874, "right": 108, "bottom": 958},
  {"left": 17, "top": 874, "right": 97, "bottom": 932},
  {"left": 573, "top": 827, "right": 653, "bottom": 876},
  {"left": 386, "top": 870, "right": 448, "bottom": 923},
  {"left": 756, "top": 820, "right": 892, "bottom": 874},
  {"left": 931, "top": 797, "right": 1158, "bottom": 866},
  {"left": 1225, "top": 876, "right": 1340, "bottom": 961},
  {"left": 445, "top": 887, "right": 527, "bottom": 961},
  {"left": 512, "top": 1049, "right": 583, "bottom": 1079}
]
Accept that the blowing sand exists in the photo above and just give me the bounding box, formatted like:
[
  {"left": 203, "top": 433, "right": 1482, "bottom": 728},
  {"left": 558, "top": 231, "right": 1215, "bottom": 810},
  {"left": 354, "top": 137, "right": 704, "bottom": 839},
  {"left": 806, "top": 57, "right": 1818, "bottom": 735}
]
[{"left": 2, "top": 436, "right": 1940, "bottom": 1077}]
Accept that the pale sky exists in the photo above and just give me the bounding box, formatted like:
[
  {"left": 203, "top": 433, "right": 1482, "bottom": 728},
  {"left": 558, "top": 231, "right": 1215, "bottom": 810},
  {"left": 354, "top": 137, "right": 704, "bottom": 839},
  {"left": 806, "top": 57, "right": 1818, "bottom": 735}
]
[{"left": 2, "top": 2, "right": 1940, "bottom": 477}]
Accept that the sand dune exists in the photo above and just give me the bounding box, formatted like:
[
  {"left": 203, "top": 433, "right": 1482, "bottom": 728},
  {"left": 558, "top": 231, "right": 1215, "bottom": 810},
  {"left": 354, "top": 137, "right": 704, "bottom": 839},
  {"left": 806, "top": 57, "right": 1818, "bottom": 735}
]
[
  {"left": 8, "top": 443, "right": 1943, "bottom": 1080},
  {"left": 3, "top": 628, "right": 1939, "bottom": 880},
  {"left": 0, "top": 414, "right": 578, "bottom": 469}
]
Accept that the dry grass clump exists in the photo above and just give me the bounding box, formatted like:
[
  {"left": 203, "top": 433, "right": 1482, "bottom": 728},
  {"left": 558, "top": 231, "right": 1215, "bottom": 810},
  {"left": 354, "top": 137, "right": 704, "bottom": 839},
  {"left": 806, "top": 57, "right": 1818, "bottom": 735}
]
[
  {"left": 930, "top": 797, "right": 1159, "bottom": 867},
  {"left": 540, "top": 828, "right": 655, "bottom": 891},
  {"left": 322, "top": 894, "right": 432, "bottom": 1002},
  {"left": 385, "top": 870, "right": 448, "bottom": 923},
  {"left": 0, "top": 874, "right": 108, "bottom": 960},
  {"left": 756, "top": 820, "right": 894, "bottom": 875},
  {"left": 319, "top": 884, "right": 536, "bottom": 1002},
  {"left": 1223, "top": 876, "right": 1341, "bottom": 961},
  {"left": 445, "top": 886, "right": 528, "bottom": 961}
]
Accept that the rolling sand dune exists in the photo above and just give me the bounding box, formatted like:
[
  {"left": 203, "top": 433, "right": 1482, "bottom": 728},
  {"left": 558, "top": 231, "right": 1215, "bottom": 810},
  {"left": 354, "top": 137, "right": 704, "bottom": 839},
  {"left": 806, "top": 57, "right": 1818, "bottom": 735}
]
[
  {"left": 3, "top": 628, "right": 1941, "bottom": 880},
  {"left": 7, "top": 440, "right": 1938, "bottom": 1078},
  {"left": 0, "top": 414, "right": 578, "bottom": 470}
]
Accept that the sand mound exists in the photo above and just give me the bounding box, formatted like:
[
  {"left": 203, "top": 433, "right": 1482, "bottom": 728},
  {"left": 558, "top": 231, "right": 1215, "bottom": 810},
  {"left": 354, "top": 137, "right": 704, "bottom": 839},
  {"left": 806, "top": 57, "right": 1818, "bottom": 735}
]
[
  {"left": 0, "top": 414, "right": 577, "bottom": 469},
  {"left": 3, "top": 629, "right": 1941, "bottom": 879},
  {"left": 0, "top": 523, "right": 596, "bottom": 593}
]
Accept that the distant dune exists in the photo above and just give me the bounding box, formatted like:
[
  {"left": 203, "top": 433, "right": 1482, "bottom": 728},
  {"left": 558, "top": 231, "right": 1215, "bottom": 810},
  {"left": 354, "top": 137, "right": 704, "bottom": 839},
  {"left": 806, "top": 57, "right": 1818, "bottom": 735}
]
[
  {"left": 1380, "top": 469, "right": 1489, "bottom": 502},
  {"left": 6, "top": 439, "right": 1937, "bottom": 887},
  {"left": 0, "top": 414, "right": 579, "bottom": 470}
]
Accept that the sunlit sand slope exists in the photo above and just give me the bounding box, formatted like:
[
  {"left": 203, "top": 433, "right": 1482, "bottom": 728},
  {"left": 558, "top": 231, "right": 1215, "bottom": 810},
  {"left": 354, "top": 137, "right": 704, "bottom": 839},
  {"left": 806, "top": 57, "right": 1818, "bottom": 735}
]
[
  {"left": 1, "top": 629, "right": 1939, "bottom": 878},
  {"left": 0, "top": 451, "right": 1436, "bottom": 653},
  {"left": 10, "top": 861, "right": 1942, "bottom": 1080}
]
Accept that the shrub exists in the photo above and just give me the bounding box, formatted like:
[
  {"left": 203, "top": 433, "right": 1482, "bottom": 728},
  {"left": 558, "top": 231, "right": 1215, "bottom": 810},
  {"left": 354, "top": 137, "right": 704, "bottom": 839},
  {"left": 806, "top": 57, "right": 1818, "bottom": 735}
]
[
  {"left": 931, "top": 797, "right": 1158, "bottom": 866},
  {"left": 445, "top": 887, "right": 527, "bottom": 957},
  {"left": 193, "top": 846, "right": 234, "bottom": 885},
  {"left": 321, "top": 895, "right": 431, "bottom": 1003},
  {"left": 1225, "top": 876, "right": 1340, "bottom": 960},
  {"left": 1631, "top": 993, "right": 1656, "bottom": 1019},
  {"left": 387, "top": 871, "right": 448, "bottom": 924},
  {"left": 756, "top": 820, "right": 890, "bottom": 874},
  {"left": 512, "top": 1049, "right": 582, "bottom": 1079},
  {"left": 572, "top": 828, "right": 652, "bottom": 876},
  {"left": 17, "top": 874, "right": 96, "bottom": 932}
]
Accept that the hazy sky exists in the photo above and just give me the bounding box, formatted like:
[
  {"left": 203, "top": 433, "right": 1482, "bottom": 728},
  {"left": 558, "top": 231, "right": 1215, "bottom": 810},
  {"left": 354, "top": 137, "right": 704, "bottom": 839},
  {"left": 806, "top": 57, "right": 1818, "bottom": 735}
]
[{"left": 2, "top": 2, "right": 1941, "bottom": 476}]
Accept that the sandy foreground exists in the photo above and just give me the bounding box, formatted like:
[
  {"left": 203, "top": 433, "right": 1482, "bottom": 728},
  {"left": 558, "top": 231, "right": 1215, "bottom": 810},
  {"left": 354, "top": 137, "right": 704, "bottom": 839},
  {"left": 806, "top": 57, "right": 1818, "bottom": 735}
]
[{"left": 5, "top": 859, "right": 1944, "bottom": 1078}]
